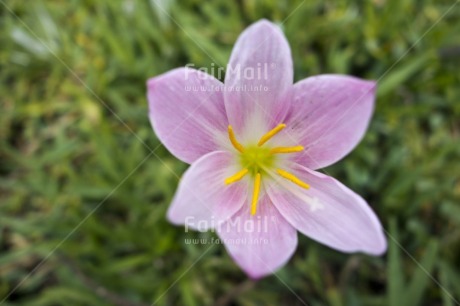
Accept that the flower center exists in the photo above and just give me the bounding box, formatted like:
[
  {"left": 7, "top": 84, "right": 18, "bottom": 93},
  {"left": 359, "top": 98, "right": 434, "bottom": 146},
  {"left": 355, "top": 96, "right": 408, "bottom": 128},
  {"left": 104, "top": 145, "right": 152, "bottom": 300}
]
[
  {"left": 225, "top": 123, "right": 310, "bottom": 215},
  {"left": 239, "top": 145, "right": 274, "bottom": 176}
]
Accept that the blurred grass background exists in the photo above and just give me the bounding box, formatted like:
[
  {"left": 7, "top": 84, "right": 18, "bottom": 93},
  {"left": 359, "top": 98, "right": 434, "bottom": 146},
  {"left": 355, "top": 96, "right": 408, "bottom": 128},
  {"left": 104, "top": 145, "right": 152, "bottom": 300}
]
[{"left": 1, "top": 0, "right": 460, "bottom": 305}]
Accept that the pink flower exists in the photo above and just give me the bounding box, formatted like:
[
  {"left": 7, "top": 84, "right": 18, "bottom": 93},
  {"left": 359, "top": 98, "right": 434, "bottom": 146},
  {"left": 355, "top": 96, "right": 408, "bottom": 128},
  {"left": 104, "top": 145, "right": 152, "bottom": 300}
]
[{"left": 147, "top": 20, "right": 387, "bottom": 279}]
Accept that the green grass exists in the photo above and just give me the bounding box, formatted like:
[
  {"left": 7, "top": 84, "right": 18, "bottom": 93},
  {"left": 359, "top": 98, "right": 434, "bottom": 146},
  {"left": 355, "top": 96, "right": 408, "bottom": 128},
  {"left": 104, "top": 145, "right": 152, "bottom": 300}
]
[{"left": 1, "top": 0, "right": 460, "bottom": 305}]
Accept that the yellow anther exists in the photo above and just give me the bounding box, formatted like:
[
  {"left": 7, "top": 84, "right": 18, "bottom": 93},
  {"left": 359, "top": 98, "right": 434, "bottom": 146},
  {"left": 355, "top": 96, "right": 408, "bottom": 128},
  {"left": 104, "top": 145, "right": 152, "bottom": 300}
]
[
  {"left": 228, "top": 125, "right": 245, "bottom": 153},
  {"left": 224, "top": 168, "right": 249, "bottom": 185},
  {"left": 270, "top": 146, "right": 304, "bottom": 154},
  {"left": 257, "top": 123, "right": 286, "bottom": 146},
  {"left": 251, "top": 173, "right": 262, "bottom": 215},
  {"left": 276, "top": 169, "right": 310, "bottom": 189}
]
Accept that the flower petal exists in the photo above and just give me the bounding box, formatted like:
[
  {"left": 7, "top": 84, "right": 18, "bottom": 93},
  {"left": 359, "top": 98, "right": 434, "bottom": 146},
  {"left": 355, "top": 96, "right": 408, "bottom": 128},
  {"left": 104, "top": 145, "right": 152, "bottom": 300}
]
[
  {"left": 167, "top": 151, "right": 248, "bottom": 231},
  {"left": 285, "top": 75, "right": 376, "bottom": 169},
  {"left": 217, "top": 194, "right": 298, "bottom": 279},
  {"left": 266, "top": 163, "right": 386, "bottom": 255},
  {"left": 224, "top": 20, "right": 293, "bottom": 139},
  {"left": 147, "top": 68, "right": 228, "bottom": 164}
]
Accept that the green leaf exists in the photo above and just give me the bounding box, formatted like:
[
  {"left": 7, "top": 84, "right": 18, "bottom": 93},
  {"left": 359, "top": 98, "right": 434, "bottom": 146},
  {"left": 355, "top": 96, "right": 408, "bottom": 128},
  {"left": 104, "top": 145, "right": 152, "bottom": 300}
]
[
  {"left": 388, "top": 218, "right": 405, "bottom": 306},
  {"left": 377, "top": 52, "right": 434, "bottom": 97},
  {"left": 403, "top": 240, "right": 439, "bottom": 306}
]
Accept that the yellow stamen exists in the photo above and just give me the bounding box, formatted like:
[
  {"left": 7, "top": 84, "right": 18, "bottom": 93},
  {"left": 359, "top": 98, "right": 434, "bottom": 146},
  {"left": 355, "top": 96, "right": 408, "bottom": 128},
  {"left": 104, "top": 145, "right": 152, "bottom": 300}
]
[
  {"left": 224, "top": 168, "right": 249, "bottom": 185},
  {"left": 251, "top": 173, "right": 262, "bottom": 215},
  {"left": 270, "top": 146, "right": 304, "bottom": 154},
  {"left": 276, "top": 169, "right": 310, "bottom": 189},
  {"left": 257, "top": 123, "right": 286, "bottom": 146},
  {"left": 228, "top": 125, "right": 245, "bottom": 153}
]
